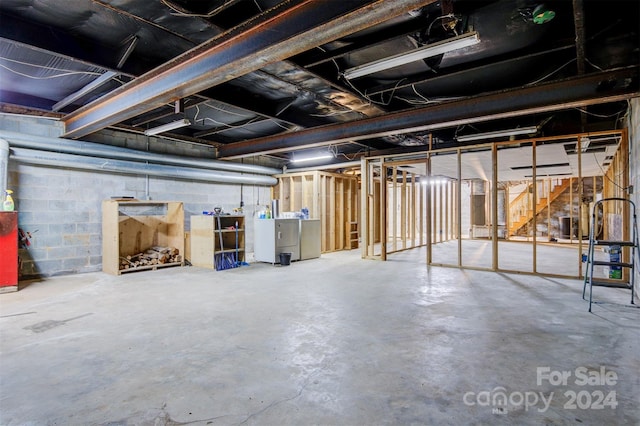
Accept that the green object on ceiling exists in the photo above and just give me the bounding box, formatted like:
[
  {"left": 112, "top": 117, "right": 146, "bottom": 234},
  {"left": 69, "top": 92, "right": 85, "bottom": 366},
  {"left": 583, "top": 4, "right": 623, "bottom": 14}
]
[{"left": 533, "top": 4, "right": 556, "bottom": 24}]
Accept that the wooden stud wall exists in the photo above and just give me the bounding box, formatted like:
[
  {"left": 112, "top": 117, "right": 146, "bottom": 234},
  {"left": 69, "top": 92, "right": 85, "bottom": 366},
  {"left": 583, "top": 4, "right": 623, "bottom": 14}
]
[
  {"left": 379, "top": 160, "right": 458, "bottom": 256},
  {"left": 602, "top": 131, "right": 630, "bottom": 275},
  {"left": 273, "top": 171, "right": 359, "bottom": 253}
]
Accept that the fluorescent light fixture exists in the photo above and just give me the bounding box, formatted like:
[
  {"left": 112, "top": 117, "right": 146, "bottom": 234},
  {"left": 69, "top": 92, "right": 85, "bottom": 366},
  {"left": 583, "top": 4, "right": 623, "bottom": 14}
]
[
  {"left": 421, "top": 176, "right": 448, "bottom": 185},
  {"left": 52, "top": 71, "right": 118, "bottom": 112},
  {"left": 290, "top": 154, "right": 333, "bottom": 164},
  {"left": 456, "top": 126, "right": 538, "bottom": 142},
  {"left": 343, "top": 31, "right": 480, "bottom": 80},
  {"left": 579, "top": 136, "right": 590, "bottom": 152},
  {"left": 144, "top": 119, "right": 191, "bottom": 136}
]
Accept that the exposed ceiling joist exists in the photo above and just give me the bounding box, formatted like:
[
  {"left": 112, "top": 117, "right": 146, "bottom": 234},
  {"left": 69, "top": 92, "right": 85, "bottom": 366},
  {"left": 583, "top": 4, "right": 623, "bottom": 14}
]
[
  {"left": 62, "top": 0, "right": 438, "bottom": 139},
  {"left": 217, "top": 67, "right": 639, "bottom": 159}
]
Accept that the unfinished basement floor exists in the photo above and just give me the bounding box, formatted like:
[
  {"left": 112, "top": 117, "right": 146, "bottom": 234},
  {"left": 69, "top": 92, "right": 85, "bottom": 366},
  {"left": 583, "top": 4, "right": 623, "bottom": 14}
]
[{"left": 1, "top": 249, "right": 638, "bottom": 425}]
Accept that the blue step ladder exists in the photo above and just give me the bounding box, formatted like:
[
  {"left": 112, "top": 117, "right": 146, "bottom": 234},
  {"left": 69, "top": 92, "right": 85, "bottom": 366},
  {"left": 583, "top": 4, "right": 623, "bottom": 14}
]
[{"left": 582, "top": 198, "right": 638, "bottom": 312}]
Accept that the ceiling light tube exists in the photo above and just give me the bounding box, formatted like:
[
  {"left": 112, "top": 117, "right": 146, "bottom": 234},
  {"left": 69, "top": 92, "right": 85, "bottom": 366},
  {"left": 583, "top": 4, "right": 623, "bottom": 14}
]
[
  {"left": 290, "top": 154, "right": 333, "bottom": 164},
  {"left": 52, "top": 71, "right": 118, "bottom": 112},
  {"left": 144, "top": 119, "right": 191, "bottom": 136},
  {"left": 343, "top": 31, "right": 480, "bottom": 80},
  {"left": 456, "top": 126, "right": 538, "bottom": 142}
]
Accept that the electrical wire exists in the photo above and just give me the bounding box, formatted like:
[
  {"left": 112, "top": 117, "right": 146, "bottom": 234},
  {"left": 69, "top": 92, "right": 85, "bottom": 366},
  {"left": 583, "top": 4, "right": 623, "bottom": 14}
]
[
  {"left": 331, "top": 145, "right": 366, "bottom": 161},
  {"left": 573, "top": 107, "right": 627, "bottom": 119},
  {"left": 341, "top": 78, "right": 381, "bottom": 106},
  {"left": 396, "top": 96, "right": 428, "bottom": 105},
  {"left": 616, "top": 99, "right": 631, "bottom": 128},
  {"left": 343, "top": 76, "right": 407, "bottom": 107},
  {"left": 269, "top": 119, "right": 296, "bottom": 132},
  {"left": 593, "top": 149, "right": 629, "bottom": 192},
  {"left": 426, "top": 14, "right": 457, "bottom": 37},
  {"left": 195, "top": 101, "right": 295, "bottom": 133},
  {"left": 585, "top": 58, "right": 604, "bottom": 71},
  {"left": 160, "top": 0, "right": 235, "bottom": 18},
  {"left": 202, "top": 101, "right": 253, "bottom": 118},
  {"left": 411, "top": 84, "right": 435, "bottom": 104},
  {"left": 194, "top": 104, "right": 260, "bottom": 129},
  {"left": 397, "top": 88, "right": 464, "bottom": 106},
  {"left": 376, "top": 78, "right": 406, "bottom": 106},
  {"left": 310, "top": 109, "right": 358, "bottom": 118},
  {"left": 0, "top": 56, "right": 101, "bottom": 79},
  {"left": 525, "top": 58, "right": 576, "bottom": 86},
  {"left": 315, "top": 45, "right": 342, "bottom": 75}
]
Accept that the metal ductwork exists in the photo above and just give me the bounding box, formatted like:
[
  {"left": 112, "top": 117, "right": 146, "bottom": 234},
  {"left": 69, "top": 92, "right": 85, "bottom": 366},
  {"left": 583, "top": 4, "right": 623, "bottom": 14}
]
[
  {"left": 10, "top": 148, "right": 278, "bottom": 186},
  {"left": 0, "top": 130, "right": 281, "bottom": 175},
  {"left": 0, "top": 138, "right": 9, "bottom": 193}
]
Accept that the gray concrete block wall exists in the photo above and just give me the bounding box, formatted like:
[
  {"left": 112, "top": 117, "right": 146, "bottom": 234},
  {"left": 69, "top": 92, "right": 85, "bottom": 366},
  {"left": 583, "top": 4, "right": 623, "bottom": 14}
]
[
  {"left": 1, "top": 114, "right": 275, "bottom": 279},
  {"left": 9, "top": 162, "right": 272, "bottom": 278},
  {"left": 0, "top": 115, "right": 64, "bottom": 138},
  {"left": 11, "top": 163, "right": 105, "bottom": 277}
]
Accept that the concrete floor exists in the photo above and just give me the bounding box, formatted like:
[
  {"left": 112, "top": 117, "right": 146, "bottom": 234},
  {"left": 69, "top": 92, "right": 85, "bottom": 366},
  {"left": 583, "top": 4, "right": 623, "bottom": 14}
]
[
  {"left": 430, "top": 239, "right": 601, "bottom": 277},
  {"left": 1, "top": 249, "right": 638, "bottom": 425}
]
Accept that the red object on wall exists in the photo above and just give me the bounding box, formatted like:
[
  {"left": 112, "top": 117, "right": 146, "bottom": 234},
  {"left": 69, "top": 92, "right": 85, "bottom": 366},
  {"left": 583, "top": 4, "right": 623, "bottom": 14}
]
[{"left": 0, "top": 211, "right": 18, "bottom": 291}]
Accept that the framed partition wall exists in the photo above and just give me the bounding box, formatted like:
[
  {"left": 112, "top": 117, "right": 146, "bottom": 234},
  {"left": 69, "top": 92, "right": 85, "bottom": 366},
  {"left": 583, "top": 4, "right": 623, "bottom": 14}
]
[{"left": 360, "top": 130, "right": 628, "bottom": 278}]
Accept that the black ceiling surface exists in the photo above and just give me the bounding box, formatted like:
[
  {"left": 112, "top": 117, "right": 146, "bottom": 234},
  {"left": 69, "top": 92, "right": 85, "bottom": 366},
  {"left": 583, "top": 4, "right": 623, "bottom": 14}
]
[{"left": 0, "top": 0, "right": 638, "bottom": 170}]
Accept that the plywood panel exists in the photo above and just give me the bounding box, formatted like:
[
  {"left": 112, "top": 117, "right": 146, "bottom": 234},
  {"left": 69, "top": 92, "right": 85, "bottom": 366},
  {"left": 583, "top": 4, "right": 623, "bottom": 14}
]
[{"left": 102, "top": 200, "right": 184, "bottom": 275}]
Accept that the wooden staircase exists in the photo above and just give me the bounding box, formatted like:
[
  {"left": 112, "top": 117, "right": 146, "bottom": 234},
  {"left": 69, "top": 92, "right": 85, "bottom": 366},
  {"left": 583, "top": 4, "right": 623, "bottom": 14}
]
[{"left": 509, "top": 178, "right": 572, "bottom": 236}]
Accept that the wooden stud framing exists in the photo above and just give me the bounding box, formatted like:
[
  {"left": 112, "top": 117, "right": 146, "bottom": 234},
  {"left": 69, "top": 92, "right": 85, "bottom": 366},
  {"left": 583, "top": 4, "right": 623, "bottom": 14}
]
[
  {"left": 392, "top": 167, "right": 397, "bottom": 252},
  {"left": 426, "top": 155, "right": 432, "bottom": 264},
  {"left": 577, "top": 137, "right": 584, "bottom": 277},
  {"left": 418, "top": 177, "right": 421, "bottom": 245},
  {"left": 358, "top": 130, "right": 627, "bottom": 281},
  {"left": 273, "top": 170, "right": 358, "bottom": 254},
  {"left": 457, "top": 148, "right": 462, "bottom": 266},
  {"left": 547, "top": 179, "right": 551, "bottom": 240},
  {"left": 438, "top": 179, "right": 443, "bottom": 243},
  {"left": 445, "top": 181, "right": 449, "bottom": 241},
  {"left": 411, "top": 174, "right": 417, "bottom": 247},
  {"left": 492, "top": 144, "right": 498, "bottom": 270},
  {"left": 380, "top": 161, "right": 387, "bottom": 260},
  {"left": 532, "top": 141, "right": 537, "bottom": 273},
  {"left": 401, "top": 170, "right": 407, "bottom": 249},
  {"left": 569, "top": 177, "right": 574, "bottom": 244}
]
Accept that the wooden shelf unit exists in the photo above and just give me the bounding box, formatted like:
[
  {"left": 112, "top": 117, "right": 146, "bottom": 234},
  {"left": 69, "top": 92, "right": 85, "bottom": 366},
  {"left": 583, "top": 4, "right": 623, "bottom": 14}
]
[
  {"left": 190, "top": 215, "right": 245, "bottom": 269},
  {"left": 102, "top": 200, "right": 185, "bottom": 275}
]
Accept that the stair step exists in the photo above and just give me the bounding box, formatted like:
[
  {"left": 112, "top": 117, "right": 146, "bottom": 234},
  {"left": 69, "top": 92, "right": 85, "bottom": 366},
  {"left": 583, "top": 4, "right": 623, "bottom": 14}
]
[
  {"left": 585, "top": 280, "right": 632, "bottom": 289},
  {"left": 593, "top": 240, "right": 635, "bottom": 247},
  {"left": 592, "top": 261, "right": 634, "bottom": 268}
]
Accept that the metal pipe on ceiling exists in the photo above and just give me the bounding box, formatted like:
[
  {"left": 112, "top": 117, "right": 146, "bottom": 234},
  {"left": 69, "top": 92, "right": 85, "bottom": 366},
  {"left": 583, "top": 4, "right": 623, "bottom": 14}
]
[
  {"left": 62, "top": 0, "right": 439, "bottom": 139},
  {"left": 0, "top": 130, "right": 281, "bottom": 175},
  {"left": 285, "top": 160, "right": 361, "bottom": 173},
  {"left": 217, "top": 67, "right": 639, "bottom": 158},
  {"left": 573, "top": 0, "right": 588, "bottom": 132},
  {"left": 9, "top": 148, "right": 278, "bottom": 186},
  {"left": 573, "top": 0, "right": 586, "bottom": 75}
]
